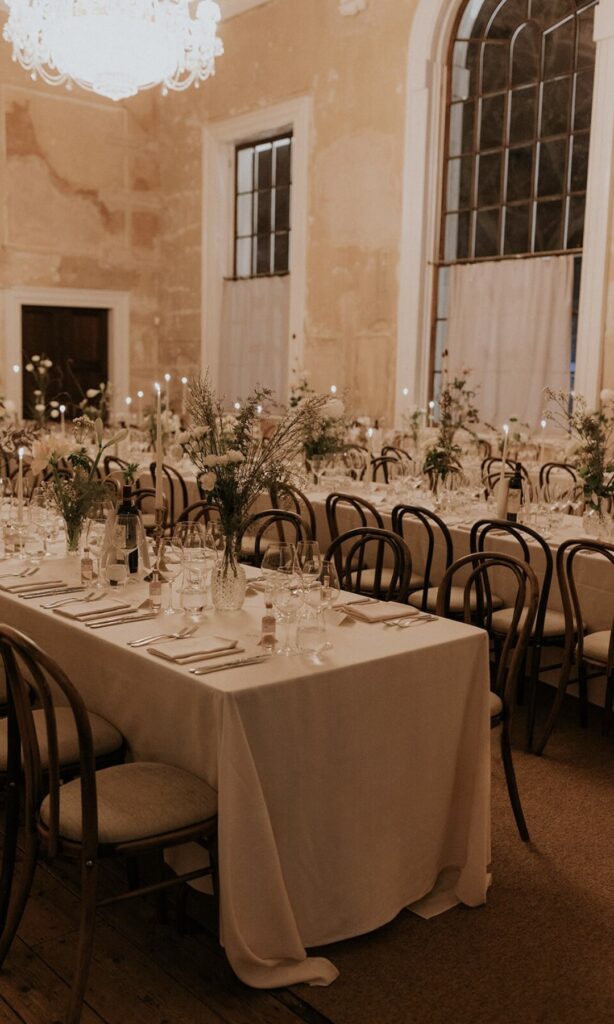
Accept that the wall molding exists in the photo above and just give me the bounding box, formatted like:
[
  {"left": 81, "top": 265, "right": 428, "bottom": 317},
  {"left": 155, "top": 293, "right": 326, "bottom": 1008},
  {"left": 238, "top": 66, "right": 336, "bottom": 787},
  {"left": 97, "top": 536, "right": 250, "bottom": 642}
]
[
  {"left": 2, "top": 285, "right": 130, "bottom": 420},
  {"left": 396, "top": 0, "right": 614, "bottom": 419},
  {"left": 201, "top": 96, "right": 312, "bottom": 393}
]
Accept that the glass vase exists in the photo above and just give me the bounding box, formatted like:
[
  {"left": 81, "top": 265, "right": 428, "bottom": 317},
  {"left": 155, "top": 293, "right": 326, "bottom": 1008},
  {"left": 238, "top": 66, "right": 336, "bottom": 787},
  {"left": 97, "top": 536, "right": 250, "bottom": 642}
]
[
  {"left": 211, "top": 534, "right": 247, "bottom": 611},
  {"left": 64, "top": 517, "right": 84, "bottom": 555},
  {"left": 582, "top": 496, "right": 612, "bottom": 541}
]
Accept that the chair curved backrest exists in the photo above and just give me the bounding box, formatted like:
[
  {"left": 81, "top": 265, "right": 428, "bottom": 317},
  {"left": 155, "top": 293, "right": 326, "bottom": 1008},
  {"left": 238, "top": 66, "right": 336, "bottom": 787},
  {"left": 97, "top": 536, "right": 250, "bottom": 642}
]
[
  {"left": 269, "top": 481, "right": 317, "bottom": 541},
  {"left": 177, "top": 500, "right": 221, "bottom": 527},
  {"left": 149, "top": 462, "right": 189, "bottom": 530},
  {"left": 370, "top": 456, "right": 400, "bottom": 484},
  {"left": 470, "top": 518, "right": 554, "bottom": 641},
  {"left": 238, "top": 508, "right": 310, "bottom": 566},
  {"left": 435, "top": 552, "right": 539, "bottom": 709},
  {"left": 325, "top": 492, "right": 384, "bottom": 544},
  {"left": 538, "top": 462, "right": 579, "bottom": 490},
  {"left": 341, "top": 446, "right": 368, "bottom": 480},
  {"left": 0, "top": 625, "right": 99, "bottom": 862},
  {"left": 382, "top": 445, "right": 414, "bottom": 466},
  {"left": 132, "top": 488, "right": 168, "bottom": 531},
  {"left": 391, "top": 504, "right": 453, "bottom": 609},
  {"left": 103, "top": 455, "right": 131, "bottom": 476},
  {"left": 325, "top": 527, "right": 411, "bottom": 602}
]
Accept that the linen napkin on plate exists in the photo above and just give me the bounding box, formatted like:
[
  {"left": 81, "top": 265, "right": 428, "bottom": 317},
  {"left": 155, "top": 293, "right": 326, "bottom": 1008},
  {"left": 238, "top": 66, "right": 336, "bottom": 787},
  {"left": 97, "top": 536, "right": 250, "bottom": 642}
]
[
  {"left": 147, "top": 638, "right": 244, "bottom": 664},
  {"left": 0, "top": 578, "right": 65, "bottom": 593},
  {"left": 340, "top": 600, "right": 420, "bottom": 623},
  {"left": 56, "top": 598, "right": 132, "bottom": 620}
]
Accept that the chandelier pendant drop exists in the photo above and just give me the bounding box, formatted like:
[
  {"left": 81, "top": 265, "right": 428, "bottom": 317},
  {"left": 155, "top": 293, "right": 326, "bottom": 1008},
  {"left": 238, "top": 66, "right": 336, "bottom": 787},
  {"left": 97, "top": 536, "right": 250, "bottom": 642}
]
[{"left": 2, "top": 0, "right": 224, "bottom": 102}]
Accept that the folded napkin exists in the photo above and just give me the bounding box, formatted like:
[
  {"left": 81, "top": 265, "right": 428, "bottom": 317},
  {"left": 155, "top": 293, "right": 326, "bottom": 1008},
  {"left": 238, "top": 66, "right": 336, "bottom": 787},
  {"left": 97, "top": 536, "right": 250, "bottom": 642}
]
[
  {"left": 0, "top": 578, "right": 65, "bottom": 593},
  {"left": 147, "top": 638, "right": 243, "bottom": 664},
  {"left": 341, "top": 601, "right": 420, "bottom": 623},
  {"left": 56, "top": 598, "right": 132, "bottom": 620}
]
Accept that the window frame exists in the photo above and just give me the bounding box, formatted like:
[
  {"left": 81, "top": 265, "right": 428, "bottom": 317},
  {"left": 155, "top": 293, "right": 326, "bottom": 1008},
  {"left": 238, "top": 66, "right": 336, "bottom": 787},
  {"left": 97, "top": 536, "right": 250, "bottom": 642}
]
[{"left": 233, "top": 131, "right": 293, "bottom": 280}]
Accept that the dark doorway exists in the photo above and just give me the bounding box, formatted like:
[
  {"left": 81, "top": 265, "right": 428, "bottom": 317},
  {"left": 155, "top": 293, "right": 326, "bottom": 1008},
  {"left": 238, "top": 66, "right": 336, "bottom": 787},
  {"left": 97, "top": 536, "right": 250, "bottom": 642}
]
[{"left": 22, "top": 306, "right": 109, "bottom": 419}]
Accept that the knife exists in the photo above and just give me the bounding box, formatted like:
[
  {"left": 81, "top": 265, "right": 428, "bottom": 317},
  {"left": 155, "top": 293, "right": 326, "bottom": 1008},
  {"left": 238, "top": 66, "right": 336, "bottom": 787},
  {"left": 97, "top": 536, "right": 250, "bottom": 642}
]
[
  {"left": 155, "top": 645, "right": 244, "bottom": 665},
  {"left": 21, "top": 587, "right": 86, "bottom": 600},
  {"left": 86, "top": 613, "right": 159, "bottom": 629},
  {"left": 189, "top": 654, "right": 271, "bottom": 675}
]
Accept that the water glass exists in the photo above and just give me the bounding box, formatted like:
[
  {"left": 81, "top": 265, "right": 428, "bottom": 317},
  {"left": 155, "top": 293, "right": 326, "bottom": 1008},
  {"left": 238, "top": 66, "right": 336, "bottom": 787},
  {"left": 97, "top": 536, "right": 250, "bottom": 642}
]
[{"left": 297, "top": 609, "right": 328, "bottom": 664}]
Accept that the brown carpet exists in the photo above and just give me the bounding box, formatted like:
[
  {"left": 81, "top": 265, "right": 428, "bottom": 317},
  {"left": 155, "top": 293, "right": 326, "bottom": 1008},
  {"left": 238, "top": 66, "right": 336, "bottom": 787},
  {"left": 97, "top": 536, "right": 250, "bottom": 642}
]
[{"left": 293, "top": 693, "right": 614, "bottom": 1024}]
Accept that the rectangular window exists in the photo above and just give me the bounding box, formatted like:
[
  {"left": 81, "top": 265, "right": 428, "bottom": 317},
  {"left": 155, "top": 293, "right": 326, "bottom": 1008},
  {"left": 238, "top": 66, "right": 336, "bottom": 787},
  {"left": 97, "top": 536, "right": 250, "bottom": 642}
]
[{"left": 234, "top": 133, "right": 292, "bottom": 278}]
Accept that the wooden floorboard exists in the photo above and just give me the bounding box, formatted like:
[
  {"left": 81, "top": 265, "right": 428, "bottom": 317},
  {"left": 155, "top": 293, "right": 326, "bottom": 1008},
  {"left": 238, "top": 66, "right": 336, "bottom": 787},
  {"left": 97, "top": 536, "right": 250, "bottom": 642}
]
[{"left": 0, "top": 845, "right": 318, "bottom": 1024}]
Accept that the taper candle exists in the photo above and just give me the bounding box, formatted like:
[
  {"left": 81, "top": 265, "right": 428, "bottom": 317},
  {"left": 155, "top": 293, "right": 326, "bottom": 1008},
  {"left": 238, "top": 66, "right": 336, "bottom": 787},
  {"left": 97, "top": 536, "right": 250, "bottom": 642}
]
[{"left": 154, "top": 383, "right": 164, "bottom": 511}]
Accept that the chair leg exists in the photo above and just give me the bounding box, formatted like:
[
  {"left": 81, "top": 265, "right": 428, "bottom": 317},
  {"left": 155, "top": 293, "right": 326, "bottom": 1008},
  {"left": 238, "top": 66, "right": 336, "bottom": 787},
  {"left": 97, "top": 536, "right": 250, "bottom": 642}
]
[
  {"left": 0, "top": 779, "right": 21, "bottom": 933},
  {"left": 533, "top": 657, "right": 573, "bottom": 757},
  {"left": 500, "top": 727, "right": 529, "bottom": 842},
  {"left": 603, "top": 671, "right": 613, "bottom": 737},
  {"left": 0, "top": 829, "right": 39, "bottom": 968},
  {"left": 526, "top": 643, "right": 541, "bottom": 752},
  {"left": 66, "top": 858, "right": 99, "bottom": 1024},
  {"left": 578, "top": 661, "right": 589, "bottom": 729}
]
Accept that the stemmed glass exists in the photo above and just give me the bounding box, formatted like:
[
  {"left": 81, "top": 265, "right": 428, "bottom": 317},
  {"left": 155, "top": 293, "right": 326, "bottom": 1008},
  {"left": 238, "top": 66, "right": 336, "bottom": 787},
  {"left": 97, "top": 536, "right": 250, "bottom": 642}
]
[
  {"left": 86, "top": 501, "right": 112, "bottom": 588},
  {"left": 160, "top": 528, "right": 186, "bottom": 615},
  {"left": 303, "top": 559, "right": 340, "bottom": 650},
  {"left": 296, "top": 540, "right": 322, "bottom": 586},
  {"left": 261, "top": 542, "right": 298, "bottom": 581}
]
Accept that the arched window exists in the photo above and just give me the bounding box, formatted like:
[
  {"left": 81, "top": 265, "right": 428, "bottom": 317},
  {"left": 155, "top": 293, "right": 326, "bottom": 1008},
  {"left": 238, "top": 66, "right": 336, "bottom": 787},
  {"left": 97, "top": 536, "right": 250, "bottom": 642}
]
[{"left": 432, "top": 0, "right": 598, "bottom": 399}]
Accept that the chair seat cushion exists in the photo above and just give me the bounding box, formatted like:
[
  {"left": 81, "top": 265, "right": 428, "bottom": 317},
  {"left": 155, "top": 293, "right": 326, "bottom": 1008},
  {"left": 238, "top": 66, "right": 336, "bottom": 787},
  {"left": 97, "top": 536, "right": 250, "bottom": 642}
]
[
  {"left": 490, "top": 692, "right": 503, "bottom": 718},
  {"left": 409, "top": 586, "right": 504, "bottom": 614},
  {"left": 490, "top": 606, "right": 566, "bottom": 638},
  {"left": 40, "top": 762, "right": 218, "bottom": 844},
  {"left": 350, "top": 567, "right": 423, "bottom": 590},
  {"left": 583, "top": 631, "right": 611, "bottom": 665},
  {"left": 0, "top": 708, "right": 123, "bottom": 770}
]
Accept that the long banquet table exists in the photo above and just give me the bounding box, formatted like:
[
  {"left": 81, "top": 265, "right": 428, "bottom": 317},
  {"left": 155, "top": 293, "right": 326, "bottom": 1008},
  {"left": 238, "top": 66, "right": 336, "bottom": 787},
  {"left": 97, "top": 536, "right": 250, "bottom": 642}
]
[{"left": 0, "top": 556, "right": 491, "bottom": 988}]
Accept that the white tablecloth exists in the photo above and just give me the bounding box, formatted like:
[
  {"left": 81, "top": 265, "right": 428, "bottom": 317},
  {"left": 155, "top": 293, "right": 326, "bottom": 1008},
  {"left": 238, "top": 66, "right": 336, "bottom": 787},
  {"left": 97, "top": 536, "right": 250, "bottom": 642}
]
[{"left": 0, "top": 558, "right": 491, "bottom": 987}]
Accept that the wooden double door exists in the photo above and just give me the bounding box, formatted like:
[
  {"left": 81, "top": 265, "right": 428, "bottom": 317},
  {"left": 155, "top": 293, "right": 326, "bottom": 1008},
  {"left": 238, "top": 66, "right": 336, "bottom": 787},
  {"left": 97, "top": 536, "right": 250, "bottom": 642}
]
[{"left": 22, "top": 305, "right": 109, "bottom": 419}]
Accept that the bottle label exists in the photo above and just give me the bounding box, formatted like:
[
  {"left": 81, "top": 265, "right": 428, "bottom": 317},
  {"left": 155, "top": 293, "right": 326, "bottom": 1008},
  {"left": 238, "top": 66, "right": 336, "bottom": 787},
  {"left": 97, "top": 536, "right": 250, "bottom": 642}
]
[{"left": 508, "top": 489, "right": 521, "bottom": 513}]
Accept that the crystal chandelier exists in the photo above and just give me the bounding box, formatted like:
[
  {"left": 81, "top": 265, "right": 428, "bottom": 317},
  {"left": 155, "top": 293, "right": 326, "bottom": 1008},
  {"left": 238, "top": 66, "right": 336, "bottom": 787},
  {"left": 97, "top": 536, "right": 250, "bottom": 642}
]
[{"left": 2, "top": 0, "right": 224, "bottom": 102}]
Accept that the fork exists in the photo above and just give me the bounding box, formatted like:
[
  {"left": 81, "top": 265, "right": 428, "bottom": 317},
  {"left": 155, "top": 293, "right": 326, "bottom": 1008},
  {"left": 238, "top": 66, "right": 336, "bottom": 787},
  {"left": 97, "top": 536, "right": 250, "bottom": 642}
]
[
  {"left": 128, "top": 625, "right": 198, "bottom": 648},
  {"left": 43, "top": 590, "right": 103, "bottom": 610},
  {"left": 0, "top": 566, "right": 39, "bottom": 580}
]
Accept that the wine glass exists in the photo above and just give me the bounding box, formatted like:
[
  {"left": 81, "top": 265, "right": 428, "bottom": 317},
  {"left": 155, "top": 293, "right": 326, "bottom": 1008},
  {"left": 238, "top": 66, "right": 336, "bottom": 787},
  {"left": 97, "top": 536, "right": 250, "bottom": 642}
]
[
  {"left": 86, "top": 501, "right": 111, "bottom": 588},
  {"left": 261, "top": 542, "right": 298, "bottom": 584},
  {"left": 296, "top": 540, "right": 322, "bottom": 586},
  {"left": 160, "top": 534, "right": 184, "bottom": 615}
]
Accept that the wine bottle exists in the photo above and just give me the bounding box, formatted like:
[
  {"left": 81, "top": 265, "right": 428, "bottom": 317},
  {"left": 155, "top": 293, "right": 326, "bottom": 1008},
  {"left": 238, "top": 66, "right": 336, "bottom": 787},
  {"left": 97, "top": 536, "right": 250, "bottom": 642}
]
[
  {"left": 507, "top": 462, "right": 523, "bottom": 523},
  {"left": 117, "top": 484, "right": 139, "bottom": 574}
]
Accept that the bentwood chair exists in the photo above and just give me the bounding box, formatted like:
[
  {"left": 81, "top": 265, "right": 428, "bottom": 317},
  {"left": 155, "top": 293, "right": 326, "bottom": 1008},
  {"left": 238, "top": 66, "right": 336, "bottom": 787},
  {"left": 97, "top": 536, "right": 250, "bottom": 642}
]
[
  {"left": 326, "top": 492, "right": 384, "bottom": 543},
  {"left": 177, "top": 500, "right": 222, "bottom": 528},
  {"left": 238, "top": 509, "right": 311, "bottom": 566},
  {"left": 470, "top": 518, "right": 566, "bottom": 749},
  {"left": 325, "top": 527, "right": 411, "bottom": 602},
  {"left": 132, "top": 487, "right": 168, "bottom": 533},
  {"left": 102, "top": 455, "right": 132, "bottom": 476},
  {"left": 435, "top": 552, "right": 539, "bottom": 841},
  {"left": 370, "top": 456, "right": 401, "bottom": 484},
  {"left": 538, "top": 462, "right": 579, "bottom": 491},
  {"left": 382, "top": 445, "right": 414, "bottom": 466},
  {"left": 269, "top": 481, "right": 317, "bottom": 541},
  {"left": 0, "top": 626, "right": 218, "bottom": 1024},
  {"left": 534, "top": 539, "right": 614, "bottom": 755},
  {"left": 391, "top": 504, "right": 504, "bottom": 617},
  {"left": 149, "top": 462, "right": 189, "bottom": 530}
]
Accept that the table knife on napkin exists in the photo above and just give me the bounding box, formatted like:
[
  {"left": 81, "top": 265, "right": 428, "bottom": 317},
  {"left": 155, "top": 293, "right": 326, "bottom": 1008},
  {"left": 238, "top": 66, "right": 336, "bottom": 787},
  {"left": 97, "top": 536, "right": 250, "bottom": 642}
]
[{"left": 189, "top": 654, "right": 271, "bottom": 676}]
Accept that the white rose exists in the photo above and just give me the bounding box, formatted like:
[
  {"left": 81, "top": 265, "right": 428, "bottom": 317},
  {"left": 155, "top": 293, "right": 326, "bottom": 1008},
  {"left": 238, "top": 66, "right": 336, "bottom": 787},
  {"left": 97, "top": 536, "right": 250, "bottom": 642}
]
[
  {"left": 25, "top": 363, "right": 34, "bottom": 372},
  {"left": 31, "top": 355, "right": 40, "bottom": 363},
  {"left": 86, "top": 388, "right": 99, "bottom": 399},
  {"left": 202, "top": 454, "right": 218, "bottom": 467},
  {"left": 323, "top": 398, "right": 345, "bottom": 421},
  {"left": 200, "top": 471, "right": 216, "bottom": 491},
  {"left": 600, "top": 388, "right": 614, "bottom": 404},
  {"left": 226, "top": 449, "right": 245, "bottom": 463}
]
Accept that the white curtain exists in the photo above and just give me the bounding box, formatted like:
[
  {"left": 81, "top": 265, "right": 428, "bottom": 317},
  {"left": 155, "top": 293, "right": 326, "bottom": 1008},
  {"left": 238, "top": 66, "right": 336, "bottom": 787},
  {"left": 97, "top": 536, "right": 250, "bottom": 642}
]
[
  {"left": 446, "top": 256, "right": 574, "bottom": 427},
  {"left": 219, "top": 276, "right": 290, "bottom": 402}
]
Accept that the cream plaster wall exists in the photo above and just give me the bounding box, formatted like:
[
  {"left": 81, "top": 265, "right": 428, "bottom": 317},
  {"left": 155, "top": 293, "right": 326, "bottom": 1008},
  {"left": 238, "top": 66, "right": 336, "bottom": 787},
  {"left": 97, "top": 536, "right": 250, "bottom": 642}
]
[
  {"left": 0, "top": 30, "right": 162, "bottom": 400},
  {"left": 157, "top": 0, "right": 417, "bottom": 420},
  {"left": 603, "top": 163, "right": 614, "bottom": 390}
]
